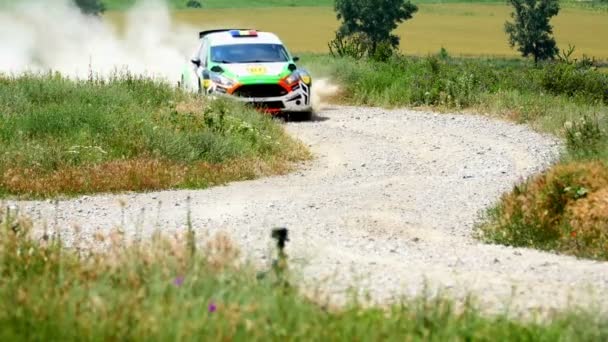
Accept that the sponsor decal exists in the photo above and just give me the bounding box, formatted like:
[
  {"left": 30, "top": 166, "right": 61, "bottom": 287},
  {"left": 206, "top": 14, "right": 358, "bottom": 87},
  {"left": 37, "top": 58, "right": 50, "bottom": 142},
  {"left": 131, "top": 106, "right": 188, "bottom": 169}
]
[{"left": 247, "top": 65, "right": 267, "bottom": 75}]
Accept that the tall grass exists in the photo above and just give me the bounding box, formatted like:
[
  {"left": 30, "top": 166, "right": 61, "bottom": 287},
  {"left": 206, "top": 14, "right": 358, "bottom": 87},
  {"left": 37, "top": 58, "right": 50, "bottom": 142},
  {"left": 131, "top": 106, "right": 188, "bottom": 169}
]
[
  {"left": 304, "top": 53, "right": 608, "bottom": 109},
  {"left": 0, "top": 73, "right": 308, "bottom": 197},
  {"left": 1, "top": 210, "right": 607, "bottom": 340}
]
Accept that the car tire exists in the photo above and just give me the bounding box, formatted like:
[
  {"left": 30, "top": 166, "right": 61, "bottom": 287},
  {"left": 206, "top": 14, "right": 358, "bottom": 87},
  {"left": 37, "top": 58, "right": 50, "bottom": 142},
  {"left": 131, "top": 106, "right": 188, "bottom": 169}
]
[{"left": 288, "top": 111, "right": 313, "bottom": 122}]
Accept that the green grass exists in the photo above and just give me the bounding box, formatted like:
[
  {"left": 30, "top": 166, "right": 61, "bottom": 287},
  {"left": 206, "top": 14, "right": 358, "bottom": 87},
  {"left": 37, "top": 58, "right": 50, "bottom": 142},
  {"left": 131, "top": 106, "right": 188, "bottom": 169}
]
[
  {"left": 302, "top": 53, "right": 607, "bottom": 111},
  {"left": 0, "top": 73, "right": 308, "bottom": 198},
  {"left": 1, "top": 212, "right": 607, "bottom": 341},
  {"left": 300, "top": 52, "right": 608, "bottom": 260}
]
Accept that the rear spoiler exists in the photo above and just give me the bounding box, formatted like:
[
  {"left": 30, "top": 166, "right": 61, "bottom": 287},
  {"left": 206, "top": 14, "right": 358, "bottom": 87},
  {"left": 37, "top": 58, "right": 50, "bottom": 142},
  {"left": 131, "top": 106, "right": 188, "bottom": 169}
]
[{"left": 199, "top": 29, "right": 254, "bottom": 39}]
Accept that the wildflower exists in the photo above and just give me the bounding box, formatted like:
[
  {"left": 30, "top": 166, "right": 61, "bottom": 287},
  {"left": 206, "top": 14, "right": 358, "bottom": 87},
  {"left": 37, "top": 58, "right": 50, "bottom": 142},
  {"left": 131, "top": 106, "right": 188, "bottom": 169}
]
[
  {"left": 173, "top": 276, "right": 185, "bottom": 287},
  {"left": 571, "top": 230, "right": 577, "bottom": 238},
  {"left": 208, "top": 302, "right": 217, "bottom": 313}
]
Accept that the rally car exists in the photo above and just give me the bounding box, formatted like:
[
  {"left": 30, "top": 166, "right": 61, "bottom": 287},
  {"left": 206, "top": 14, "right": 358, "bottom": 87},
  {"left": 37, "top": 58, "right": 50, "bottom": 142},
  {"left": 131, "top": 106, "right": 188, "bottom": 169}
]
[{"left": 180, "top": 29, "right": 312, "bottom": 117}]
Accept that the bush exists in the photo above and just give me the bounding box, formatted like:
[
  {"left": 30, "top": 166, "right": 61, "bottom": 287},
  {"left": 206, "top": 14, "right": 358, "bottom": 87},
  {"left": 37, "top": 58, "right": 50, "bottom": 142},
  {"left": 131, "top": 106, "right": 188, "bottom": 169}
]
[
  {"left": 541, "top": 62, "right": 608, "bottom": 104},
  {"left": 186, "top": 0, "right": 202, "bottom": 8},
  {"left": 478, "top": 162, "right": 608, "bottom": 260},
  {"left": 369, "top": 40, "right": 395, "bottom": 62},
  {"left": 564, "top": 115, "right": 607, "bottom": 159},
  {"left": 328, "top": 32, "right": 370, "bottom": 59}
]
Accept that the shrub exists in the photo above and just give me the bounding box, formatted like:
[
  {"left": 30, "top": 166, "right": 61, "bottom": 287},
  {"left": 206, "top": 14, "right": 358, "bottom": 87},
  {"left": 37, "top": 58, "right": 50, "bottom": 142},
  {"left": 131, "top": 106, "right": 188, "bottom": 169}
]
[
  {"left": 328, "top": 32, "right": 370, "bottom": 59},
  {"left": 541, "top": 63, "right": 608, "bottom": 104},
  {"left": 186, "top": 0, "right": 202, "bottom": 8},
  {"left": 564, "top": 115, "right": 607, "bottom": 159},
  {"left": 479, "top": 162, "right": 608, "bottom": 260},
  {"left": 369, "top": 40, "right": 395, "bottom": 62}
]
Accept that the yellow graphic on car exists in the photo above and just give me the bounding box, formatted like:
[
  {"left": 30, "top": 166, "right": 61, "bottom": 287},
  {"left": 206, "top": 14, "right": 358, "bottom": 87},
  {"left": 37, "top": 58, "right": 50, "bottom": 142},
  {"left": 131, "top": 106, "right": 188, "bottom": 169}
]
[{"left": 247, "top": 65, "right": 267, "bottom": 75}]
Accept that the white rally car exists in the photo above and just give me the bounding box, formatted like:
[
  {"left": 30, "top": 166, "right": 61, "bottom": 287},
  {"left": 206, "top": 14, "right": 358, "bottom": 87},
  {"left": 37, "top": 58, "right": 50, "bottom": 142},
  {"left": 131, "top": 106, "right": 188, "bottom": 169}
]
[{"left": 180, "top": 29, "right": 313, "bottom": 117}]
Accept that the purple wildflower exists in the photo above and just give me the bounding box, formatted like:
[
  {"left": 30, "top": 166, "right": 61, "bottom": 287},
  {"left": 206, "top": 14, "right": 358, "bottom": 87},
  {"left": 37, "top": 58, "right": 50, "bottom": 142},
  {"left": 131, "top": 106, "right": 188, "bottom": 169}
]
[
  {"left": 208, "top": 302, "right": 217, "bottom": 313},
  {"left": 173, "top": 276, "right": 185, "bottom": 287}
]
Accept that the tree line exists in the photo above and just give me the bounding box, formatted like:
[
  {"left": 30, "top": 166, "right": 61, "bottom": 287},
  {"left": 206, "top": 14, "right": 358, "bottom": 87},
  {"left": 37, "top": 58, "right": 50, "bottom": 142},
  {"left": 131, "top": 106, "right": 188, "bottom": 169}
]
[{"left": 331, "top": 0, "right": 561, "bottom": 63}]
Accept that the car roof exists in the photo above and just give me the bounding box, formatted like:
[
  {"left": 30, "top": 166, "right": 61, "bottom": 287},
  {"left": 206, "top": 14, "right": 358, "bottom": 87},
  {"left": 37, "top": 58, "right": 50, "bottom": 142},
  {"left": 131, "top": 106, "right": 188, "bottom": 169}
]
[{"left": 206, "top": 31, "right": 284, "bottom": 46}]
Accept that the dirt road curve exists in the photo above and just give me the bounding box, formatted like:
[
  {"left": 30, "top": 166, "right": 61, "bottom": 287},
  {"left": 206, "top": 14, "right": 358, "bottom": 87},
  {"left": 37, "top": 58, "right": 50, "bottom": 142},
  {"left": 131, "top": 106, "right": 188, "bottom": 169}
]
[{"left": 10, "top": 106, "right": 608, "bottom": 314}]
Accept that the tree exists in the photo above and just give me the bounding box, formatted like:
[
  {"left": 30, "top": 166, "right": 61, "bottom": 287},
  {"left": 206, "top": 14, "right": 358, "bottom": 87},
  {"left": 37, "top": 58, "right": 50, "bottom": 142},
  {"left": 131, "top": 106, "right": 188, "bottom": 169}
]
[
  {"left": 505, "top": 0, "right": 560, "bottom": 63},
  {"left": 186, "top": 0, "right": 203, "bottom": 8},
  {"left": 334, "top": 0, "right": 418, "bottom": 55},
  {"left": 74, "top": 0, "right": 106, "bottom": 16}
]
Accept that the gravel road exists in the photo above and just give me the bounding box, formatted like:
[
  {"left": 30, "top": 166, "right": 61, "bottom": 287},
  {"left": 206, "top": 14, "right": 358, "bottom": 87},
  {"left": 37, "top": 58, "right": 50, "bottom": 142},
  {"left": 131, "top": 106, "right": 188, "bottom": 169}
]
[{"left": 9, "top": 106, "right": 608, "bottom": 315}]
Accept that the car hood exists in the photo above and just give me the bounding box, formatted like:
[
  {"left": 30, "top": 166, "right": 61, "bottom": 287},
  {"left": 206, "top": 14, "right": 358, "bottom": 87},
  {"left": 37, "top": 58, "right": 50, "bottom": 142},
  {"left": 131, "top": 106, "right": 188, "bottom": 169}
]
[{"left": 221, "top": 62, "right": 289, "bottom": 78}]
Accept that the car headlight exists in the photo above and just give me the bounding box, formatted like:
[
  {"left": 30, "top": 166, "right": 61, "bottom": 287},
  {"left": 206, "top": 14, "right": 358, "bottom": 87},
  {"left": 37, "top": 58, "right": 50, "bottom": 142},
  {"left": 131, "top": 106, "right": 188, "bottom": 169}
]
[
  {"left": 299, "top": 70, "right": 312, "bottom": 85},
  {"left": 284, "top": 72, "right": 300, "bottom": 85},
  {"left": 284, "top": 71, "right": 312, "bottom": 86},
  {"left": 211, "top": 74, "right": 235, "bottom": 87}
]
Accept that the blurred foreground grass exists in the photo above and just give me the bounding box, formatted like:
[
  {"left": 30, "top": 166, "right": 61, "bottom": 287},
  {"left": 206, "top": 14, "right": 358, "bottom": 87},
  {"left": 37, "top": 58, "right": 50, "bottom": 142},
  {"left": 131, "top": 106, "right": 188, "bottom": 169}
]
[{"left": 1, "top": 210, "right": 607, "bottom": 340}]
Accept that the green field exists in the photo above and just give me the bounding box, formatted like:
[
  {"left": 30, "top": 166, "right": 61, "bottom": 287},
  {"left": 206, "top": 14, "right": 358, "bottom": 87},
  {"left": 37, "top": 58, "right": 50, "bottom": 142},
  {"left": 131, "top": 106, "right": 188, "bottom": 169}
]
[
  {"left": 106, "top": 3, "right": 608, "bottom": 59},
  {"left": 53, "top": 0, "right": 608, "bottom": 10}
]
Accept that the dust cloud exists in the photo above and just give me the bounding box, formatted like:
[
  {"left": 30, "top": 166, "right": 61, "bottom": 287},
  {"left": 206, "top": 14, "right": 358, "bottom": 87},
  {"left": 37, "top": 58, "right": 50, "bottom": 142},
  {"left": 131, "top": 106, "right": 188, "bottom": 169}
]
[
  {"left": 311, "top": 78, "right": 340, "bottom": 111},
  {"left": 0, "top": 0, "right": 194, "bottom": 81},
  {"left": 0, "top": 0, "right": 341, "bottom": 105}
]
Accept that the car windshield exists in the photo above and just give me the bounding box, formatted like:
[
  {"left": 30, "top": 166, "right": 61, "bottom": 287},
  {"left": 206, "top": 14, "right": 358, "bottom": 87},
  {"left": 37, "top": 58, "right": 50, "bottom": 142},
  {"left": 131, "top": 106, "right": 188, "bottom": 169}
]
[{"left": 210, "top": 44, "right": 290, "bottom": 63}]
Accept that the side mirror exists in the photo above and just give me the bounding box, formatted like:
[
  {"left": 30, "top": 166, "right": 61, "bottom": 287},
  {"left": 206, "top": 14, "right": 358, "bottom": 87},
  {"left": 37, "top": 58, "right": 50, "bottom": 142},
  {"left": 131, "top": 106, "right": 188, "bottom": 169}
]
[
  {"left": 293, "top": 56, "right": 300, "bottom": 62},
  {"left": 191, "top": 58, "right": 201, "bottom": 67}
]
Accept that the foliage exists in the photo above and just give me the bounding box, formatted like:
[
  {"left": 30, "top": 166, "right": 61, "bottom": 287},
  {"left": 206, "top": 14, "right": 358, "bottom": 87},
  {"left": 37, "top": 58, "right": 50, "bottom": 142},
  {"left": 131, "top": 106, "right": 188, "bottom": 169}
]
[
  {"left": 564, "top": 115, "right": 607, "bottom": 159},
  {"left": 0, "top": 74, "right": 308, "bottom": 197},
  {"left": 369, "top": 40, "right": 396, "bottom": 62},
  {"left": 477, "top": 162, "right": 608, "bottom": 260},
  {"left": 0, "top": 212, "right": 607, "bottom": 340},
  {"left": 505, "top": 0, "right": 560, "bottom": 63},
  {"left": 186, "top": 0, "right": 202, "bottom": 8},
  {"left": 541, "top": 62, "right": 608, "bottom": 104},
  {"left": 333, "top": 0, "right": 418, "bottom": 55},
  {"left": 73, "top": 0, "right": 105, "bottom": 15},
  {"left": 305, "top": 54, "right": 533, "bottom": 108},
  {"left": 304, "top": 53, "right": 608, "bottom": 110},
  {"left": 328, "top": 32, "right": 370, "bottom": 59}
]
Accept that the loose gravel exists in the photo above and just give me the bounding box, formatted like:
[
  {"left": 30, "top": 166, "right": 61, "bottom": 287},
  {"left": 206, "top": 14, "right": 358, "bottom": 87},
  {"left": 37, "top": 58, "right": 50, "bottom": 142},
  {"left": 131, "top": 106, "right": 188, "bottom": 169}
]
[{"left": 8, "top": 106, "right": 608, "bottom": 315}]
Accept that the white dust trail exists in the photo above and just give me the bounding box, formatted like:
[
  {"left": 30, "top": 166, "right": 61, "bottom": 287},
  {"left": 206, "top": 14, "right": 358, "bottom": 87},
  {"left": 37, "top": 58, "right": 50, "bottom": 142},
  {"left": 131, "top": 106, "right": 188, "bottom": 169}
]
[{"left": 0, "top": 0, "right": 194, "bottom": 81}]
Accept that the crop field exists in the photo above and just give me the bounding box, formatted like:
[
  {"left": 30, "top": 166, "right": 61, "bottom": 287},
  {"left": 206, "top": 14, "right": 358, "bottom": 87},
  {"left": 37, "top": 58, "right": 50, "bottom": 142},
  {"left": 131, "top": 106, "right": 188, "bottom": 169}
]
[{"left": 106, "top": 4, "right": 608, "bottom": 59}]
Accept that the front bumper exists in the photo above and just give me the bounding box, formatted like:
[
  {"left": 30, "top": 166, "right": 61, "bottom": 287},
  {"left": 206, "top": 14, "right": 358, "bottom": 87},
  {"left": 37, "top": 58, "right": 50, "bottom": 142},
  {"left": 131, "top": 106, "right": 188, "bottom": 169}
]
[{"left": 213, "top": 82, "right": 312, "bottom": 113}]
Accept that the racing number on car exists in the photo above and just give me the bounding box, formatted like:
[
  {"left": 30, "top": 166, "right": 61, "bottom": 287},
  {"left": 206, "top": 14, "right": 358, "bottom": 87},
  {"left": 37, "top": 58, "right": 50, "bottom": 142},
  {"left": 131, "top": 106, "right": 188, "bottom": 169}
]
[{"left": 247, "top": 66, "right": 267, "bottom": 75}]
